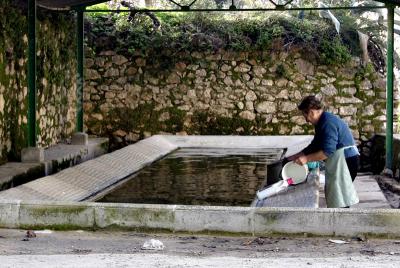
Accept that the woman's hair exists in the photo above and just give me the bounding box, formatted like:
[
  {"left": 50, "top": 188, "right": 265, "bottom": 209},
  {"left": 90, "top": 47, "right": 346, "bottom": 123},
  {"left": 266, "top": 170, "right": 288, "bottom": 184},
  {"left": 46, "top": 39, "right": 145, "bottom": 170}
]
[{"left": 298, "top": 95, "right": 324, "bottom": 113}]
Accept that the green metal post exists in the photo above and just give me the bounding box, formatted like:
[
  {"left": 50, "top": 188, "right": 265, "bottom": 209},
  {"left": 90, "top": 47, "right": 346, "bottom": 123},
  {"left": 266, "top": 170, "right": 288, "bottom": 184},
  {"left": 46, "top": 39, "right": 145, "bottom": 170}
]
[
  {"left": 386, "top": 4, "right": 395, "bottom": 170},
  {"left": 27, "top": 0, "right": 36, "bottom": 147},
  {"left": 76, "top": 9, "right": 84, "bottom": 132}
]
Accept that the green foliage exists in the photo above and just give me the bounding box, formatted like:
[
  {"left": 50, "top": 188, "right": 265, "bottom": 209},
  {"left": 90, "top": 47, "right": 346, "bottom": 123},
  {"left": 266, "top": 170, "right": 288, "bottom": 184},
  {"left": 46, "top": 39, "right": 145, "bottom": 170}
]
[
  {"left": 0, "top": 1, "right": 76, "bottom": 161},
  {"left": 164, "top": 107, "right": 186, "bottom": 133},
  {"left": 85, "top": 3, "right": 118, "bottom": 18},
  {"left": 1, "top": 2, "right": 29, "bottom": 160},
  {"left": 319, "top": 37, "right": 351, "bottom": 65},
  {"left": 275, "top": 64, "right": 288, "bottom": 78},
  {"left": 87, "top": 12, "right": 354, "bottom": 66},
  {"left": 354, "top": 63, "right": 376, "bottom": 90}
]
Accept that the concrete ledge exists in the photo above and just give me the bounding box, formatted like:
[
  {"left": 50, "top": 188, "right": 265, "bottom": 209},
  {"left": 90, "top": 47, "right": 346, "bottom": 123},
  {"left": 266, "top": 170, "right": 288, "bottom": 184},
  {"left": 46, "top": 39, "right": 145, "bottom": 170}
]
[
  {"left": 253, "top": 208, "right": 335, "bottom": 235},
  {"left": 18, "top": 201, "right": 95, "bottom": 230},
  {"left": 1, "top": 200, "right": 400, "bottom": 237},
  {"left": 0, "top": 163, "right": 45, "bottom": 190},
  {"left": 95, "top": 203, "right": 176, "bottom": 230},
  {"left": 21, "top": 147, "right": 44, "bottom": 163},
  {"left": 0, "top": 201, "right": 20, "bottom": 228},
  {"left": 162, "top": 135, "right": 313, "bottom": 156},
  {"left": 43, "top": 137, "right": 109, "bottom": 175},
  {"left": 173, "top": 205, "right": 254, "bottom": 233}
]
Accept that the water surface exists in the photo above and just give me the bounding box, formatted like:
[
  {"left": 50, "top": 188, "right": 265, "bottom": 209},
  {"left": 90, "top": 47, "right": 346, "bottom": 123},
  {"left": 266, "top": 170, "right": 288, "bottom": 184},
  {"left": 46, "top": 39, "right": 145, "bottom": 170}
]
[{"left": 98, "top": 147, "right": 284, "bottom": 206}]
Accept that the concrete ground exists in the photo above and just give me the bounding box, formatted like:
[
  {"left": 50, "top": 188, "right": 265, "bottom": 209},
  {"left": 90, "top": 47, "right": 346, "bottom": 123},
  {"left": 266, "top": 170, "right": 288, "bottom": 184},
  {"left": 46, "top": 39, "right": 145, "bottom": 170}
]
[{"left": 1, "top": 229, "right": 400, "bottom": 267}]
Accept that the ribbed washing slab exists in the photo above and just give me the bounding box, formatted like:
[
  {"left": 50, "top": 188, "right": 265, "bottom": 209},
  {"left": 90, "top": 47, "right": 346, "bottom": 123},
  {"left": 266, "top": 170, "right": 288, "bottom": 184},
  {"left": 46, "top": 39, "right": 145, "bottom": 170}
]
[{"left": 0, "top": 136, "right": 177, "bottom": 201}]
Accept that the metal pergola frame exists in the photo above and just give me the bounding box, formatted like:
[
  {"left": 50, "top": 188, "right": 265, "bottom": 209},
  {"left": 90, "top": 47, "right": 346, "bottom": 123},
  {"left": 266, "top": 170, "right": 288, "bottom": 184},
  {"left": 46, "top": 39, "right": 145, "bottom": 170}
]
[{"left": 26, "top": 0, "right": 398, "bottom": 171}]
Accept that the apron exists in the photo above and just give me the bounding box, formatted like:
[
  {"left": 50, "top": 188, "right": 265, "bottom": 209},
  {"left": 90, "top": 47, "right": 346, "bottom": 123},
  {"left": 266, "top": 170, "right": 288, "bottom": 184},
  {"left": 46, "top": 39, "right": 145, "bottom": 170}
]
[{"left": 324, "top": 146, "right": 359, "bottom": 208}]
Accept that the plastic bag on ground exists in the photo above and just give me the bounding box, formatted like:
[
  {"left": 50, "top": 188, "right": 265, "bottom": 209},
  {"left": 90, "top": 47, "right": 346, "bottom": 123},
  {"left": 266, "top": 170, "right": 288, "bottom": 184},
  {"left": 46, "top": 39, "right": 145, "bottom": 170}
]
[{"left": 141, "top": 239, "right": 165, "bottom": 251}]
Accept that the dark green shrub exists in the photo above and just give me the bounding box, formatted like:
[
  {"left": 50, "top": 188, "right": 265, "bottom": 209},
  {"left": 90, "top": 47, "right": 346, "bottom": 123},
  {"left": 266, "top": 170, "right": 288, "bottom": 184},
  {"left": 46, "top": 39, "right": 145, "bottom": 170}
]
[
  {"left": 319, "top": 37, "right": 351, "bottom": 65},
  {"left": 87, "top": 12, "right": 359, "bottom": 67}
]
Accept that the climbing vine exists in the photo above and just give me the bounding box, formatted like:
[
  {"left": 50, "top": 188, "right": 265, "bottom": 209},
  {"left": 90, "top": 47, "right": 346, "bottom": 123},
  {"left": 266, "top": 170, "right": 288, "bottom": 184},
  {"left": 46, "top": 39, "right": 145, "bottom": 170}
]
[{"left": 0, "top": 1, "right": 76, "bottom": 161}]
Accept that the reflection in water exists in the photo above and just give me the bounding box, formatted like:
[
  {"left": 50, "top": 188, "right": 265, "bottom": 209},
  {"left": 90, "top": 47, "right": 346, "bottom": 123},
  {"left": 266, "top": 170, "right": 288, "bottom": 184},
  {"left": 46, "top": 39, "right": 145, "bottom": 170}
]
[{"left": 98, "top": 148, "right": 284, "bottom": 206}]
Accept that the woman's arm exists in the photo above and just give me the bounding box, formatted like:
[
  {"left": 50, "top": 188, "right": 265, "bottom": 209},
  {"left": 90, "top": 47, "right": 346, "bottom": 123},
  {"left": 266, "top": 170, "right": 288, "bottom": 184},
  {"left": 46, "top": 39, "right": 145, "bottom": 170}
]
[
  {"left": 293, "top": 150, "right": 328, "bottom": 165},
  {"left": 286, "top": 152, "right": 305, "bottom": 161}
]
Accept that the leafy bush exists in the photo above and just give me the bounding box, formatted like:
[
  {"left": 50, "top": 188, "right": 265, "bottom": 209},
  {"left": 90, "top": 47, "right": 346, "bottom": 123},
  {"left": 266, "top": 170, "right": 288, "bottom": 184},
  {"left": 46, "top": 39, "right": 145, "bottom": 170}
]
[
  {"left": 86, "top": 11, "right": 356, "bottom": 66},
  {"left": 319, "top": 37, "right": 351, "bottom": 65},
  {"left": 85, "top": 3, "right": 114, "bottom": 18}
]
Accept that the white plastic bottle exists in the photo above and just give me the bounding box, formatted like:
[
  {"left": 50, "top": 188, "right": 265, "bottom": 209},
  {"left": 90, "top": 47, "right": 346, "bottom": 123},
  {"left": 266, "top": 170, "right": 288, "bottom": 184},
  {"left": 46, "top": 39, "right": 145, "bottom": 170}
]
[{"left": 256, "top": 178, "right": 294, "bottom": 200}]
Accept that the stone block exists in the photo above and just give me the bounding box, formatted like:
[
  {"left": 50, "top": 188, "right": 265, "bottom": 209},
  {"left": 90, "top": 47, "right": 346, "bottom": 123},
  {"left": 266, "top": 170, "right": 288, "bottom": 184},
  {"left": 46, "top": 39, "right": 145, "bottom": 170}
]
[
  {"left": 21, "top": 147, "right": 44, "bottom": 163},
  {"left": 71, "top": 132, "right": 88, "bottom": 145}
]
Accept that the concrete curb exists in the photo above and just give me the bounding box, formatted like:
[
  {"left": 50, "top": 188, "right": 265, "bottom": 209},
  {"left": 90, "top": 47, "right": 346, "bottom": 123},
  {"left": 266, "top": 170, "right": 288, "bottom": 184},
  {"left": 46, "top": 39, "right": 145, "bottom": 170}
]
[{"left": 1, "top": 200, "right": 400, "bottom": 237}]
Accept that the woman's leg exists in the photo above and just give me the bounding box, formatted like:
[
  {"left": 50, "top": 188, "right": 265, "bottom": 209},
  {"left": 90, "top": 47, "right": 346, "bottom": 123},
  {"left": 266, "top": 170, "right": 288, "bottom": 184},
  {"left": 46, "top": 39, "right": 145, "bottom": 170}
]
[{"left": 345, "top": 155, "right": 359, "bottom": 182}]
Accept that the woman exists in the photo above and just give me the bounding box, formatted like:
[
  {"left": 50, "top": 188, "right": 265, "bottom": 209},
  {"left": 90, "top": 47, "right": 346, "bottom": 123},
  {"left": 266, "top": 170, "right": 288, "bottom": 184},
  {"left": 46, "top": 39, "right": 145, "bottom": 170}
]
[{"left": 286, "top": 96, "right": 359, "bottom": 208}]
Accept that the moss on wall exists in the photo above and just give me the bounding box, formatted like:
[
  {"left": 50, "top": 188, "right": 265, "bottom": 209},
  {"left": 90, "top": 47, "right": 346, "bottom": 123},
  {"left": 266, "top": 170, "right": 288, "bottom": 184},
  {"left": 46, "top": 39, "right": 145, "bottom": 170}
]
[{"left": 191, "top": 111, "right": 254, "bottom": 135}]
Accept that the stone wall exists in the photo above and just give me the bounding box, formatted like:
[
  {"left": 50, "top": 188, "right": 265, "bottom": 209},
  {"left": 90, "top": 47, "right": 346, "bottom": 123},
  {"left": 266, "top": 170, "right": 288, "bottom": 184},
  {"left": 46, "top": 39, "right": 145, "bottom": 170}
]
[
  {"left": 0, "top": 3, "right": 77, "bottom": 162},
  {"left": 84, "top": 49, "right": 395, "bottom": 148}
]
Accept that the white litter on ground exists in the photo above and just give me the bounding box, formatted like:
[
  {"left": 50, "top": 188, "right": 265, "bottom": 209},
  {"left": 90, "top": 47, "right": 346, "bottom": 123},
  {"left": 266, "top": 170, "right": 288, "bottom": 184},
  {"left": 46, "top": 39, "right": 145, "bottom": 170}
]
[
  {"left": 34, "top": 230, "right": 53, "bottom": 234},
  {"left": 141, "top": 239, "right": 165, "bottom": 251},
  {"left": 329, "top": 239, "right": 349, "bottom": 244}
]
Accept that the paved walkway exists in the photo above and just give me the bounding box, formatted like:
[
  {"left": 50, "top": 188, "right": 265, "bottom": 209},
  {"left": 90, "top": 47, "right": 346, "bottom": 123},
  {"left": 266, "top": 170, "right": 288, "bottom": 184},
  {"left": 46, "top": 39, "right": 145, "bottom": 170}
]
[
  {"left": 319, "top": 173, "right": 391, "bottom": 208},
  {"left": 2, "top": 253, "right": 400, "bottom": 268},
  {"left": 1, "top": 229, "right": 400, "bottom": 268}
]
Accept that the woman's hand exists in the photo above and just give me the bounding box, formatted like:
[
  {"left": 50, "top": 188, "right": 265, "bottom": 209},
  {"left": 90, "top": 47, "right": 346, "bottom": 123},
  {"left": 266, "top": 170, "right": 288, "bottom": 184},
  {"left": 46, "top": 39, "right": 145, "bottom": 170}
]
[
  {"left": 286, "top": 152, "right": 305, "bottom": 161},
  {"left": 294, "top": 155, "right": 308, "bottom": 166}
]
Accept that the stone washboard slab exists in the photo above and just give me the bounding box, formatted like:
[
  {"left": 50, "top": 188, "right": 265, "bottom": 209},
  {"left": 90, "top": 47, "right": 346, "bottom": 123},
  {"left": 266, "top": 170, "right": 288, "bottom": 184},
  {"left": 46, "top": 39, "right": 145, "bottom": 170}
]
[
  {"left": 253, "top": 172, "right": 320, "bottom": 208},
  {"left": 0, "top": 136, "right": 177, "bottom": 201}
]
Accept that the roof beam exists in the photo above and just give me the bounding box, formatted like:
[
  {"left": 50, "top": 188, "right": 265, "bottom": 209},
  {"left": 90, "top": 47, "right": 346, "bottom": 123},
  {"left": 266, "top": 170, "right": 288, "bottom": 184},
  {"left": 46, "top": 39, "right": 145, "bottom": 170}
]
[{"left": 36, "top": 0, "right": 109, "bottom": 10}]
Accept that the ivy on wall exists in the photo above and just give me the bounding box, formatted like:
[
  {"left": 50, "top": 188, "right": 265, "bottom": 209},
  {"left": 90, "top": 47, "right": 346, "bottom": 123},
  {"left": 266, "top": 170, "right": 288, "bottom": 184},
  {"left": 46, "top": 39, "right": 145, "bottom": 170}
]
[{"left": 0, "top": 1, "right": 77, "bottom": 162}]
